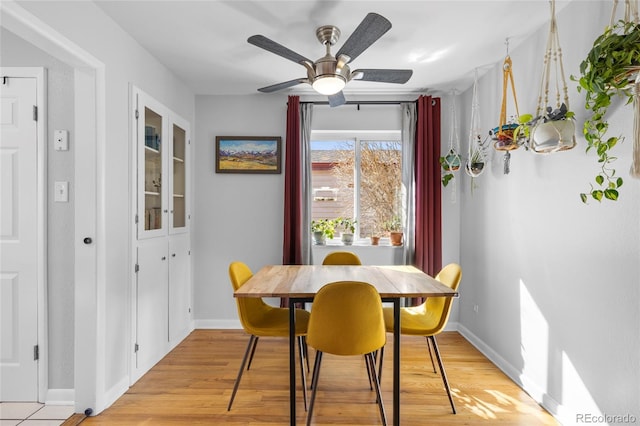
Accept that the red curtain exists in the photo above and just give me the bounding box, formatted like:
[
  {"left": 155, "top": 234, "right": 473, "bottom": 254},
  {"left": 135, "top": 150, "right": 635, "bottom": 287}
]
[
  {"left": 282, "top": 96, "right": 302, "bottom": 265},
  {"left": 281, "top": 96, "right": 302, "bottom": 308},
  {"left": 414, "top": 95, "right": 442, "bottom": 283}
]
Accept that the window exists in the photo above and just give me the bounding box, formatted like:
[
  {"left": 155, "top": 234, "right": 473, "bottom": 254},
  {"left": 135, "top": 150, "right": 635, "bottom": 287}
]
[{"left": 311, "top": 131, "right": 402, "bottom": 241}]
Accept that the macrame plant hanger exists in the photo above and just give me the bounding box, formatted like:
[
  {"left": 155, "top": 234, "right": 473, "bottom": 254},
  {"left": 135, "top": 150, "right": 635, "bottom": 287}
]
[
  {"left": 530, "top": 0, "right": 577, "bottom": 153},
  {"left": 492, "top": 39, "right": 522, "bottom": 174},
  {"left": 466, "top": 69, "right": 488, "bottom": 192},
  {"left": 441, "top": 92, "right": 462, "bottom": 201},
  {"left": 612, "top": 0, "right": 640, "bottom": 177}
]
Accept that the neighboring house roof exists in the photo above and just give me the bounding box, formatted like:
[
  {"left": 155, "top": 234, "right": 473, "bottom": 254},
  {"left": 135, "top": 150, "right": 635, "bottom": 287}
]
[{"left": 311, "top": 150, "right": 350, "bottom": 163}]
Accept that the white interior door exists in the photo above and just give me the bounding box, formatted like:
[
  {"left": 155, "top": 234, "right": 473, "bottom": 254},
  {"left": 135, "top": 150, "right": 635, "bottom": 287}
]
[{"left": 0, "top": 74, "right": 40, "bottom": 401}]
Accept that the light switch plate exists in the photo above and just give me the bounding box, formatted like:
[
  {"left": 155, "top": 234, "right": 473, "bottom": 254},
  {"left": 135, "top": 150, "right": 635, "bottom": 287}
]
[
  {"left": 54, "top": 181, "right": 69, "bottom": 202},
  {"left": 54, "top": 130, "right": 69, "bottom": 151}
]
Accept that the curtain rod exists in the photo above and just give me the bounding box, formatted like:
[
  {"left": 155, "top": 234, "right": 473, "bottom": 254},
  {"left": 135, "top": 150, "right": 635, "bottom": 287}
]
[{"left": 301, "top": 100, "right": 412, "bottom": 105}]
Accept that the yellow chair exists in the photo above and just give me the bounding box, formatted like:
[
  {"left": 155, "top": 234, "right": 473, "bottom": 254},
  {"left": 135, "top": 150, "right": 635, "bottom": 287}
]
[
  {"left": 382, "top": 263, "right": 462, "bottom": 414},
  {"left": 321, "top": 250, "right": 381, "bottom": 387},
  {"left": 306, "top": 281, "right": 387, "bottom": 425},
  {"left": 228, "top": 261, "right": 311, "bottom": 411},
  {"left": 322, "top": 251, "right": 362, "bottom": 265}
]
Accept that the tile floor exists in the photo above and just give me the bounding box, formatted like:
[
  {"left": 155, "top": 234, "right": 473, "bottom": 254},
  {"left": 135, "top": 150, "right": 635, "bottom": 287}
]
[{"left": 0, "top": 403, "right": 74, "bottom": 426}]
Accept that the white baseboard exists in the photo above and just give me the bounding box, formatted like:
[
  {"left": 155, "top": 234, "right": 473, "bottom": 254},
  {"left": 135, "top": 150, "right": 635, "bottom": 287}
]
[
  {"left": 45, "top": 389, "right": 74, "bottom": 405},
  {"left": 100, "top": 375, "right": 130, "bottom": 415},
  {"left": 195, "top": 319, "right": 241, "bottom": 329},
  {"left": 456, "top": 323, "right": 563, "bottom": 424},
  {"left": 195, "top": 320, "right": 458, "bottom": 331}
]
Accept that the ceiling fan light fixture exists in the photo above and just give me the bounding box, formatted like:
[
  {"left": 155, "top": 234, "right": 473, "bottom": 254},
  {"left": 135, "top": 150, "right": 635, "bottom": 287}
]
[{"left": 312, "top": 74, "right": 346, "bottom": 95}]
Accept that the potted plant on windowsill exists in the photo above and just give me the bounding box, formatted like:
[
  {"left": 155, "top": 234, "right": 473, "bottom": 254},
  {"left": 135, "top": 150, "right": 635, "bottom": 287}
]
[
  {"left": 336, "top": 217, "right": 357, "bottom": 246},
  {"left": 571, "top": 19, "right": 640, "bottom": 203},
  {"left": 383, "top": 215, "right": 403, "bottom": 246},
  {"left": 311, "top": 219, "right": 335, "bottom": 245}
]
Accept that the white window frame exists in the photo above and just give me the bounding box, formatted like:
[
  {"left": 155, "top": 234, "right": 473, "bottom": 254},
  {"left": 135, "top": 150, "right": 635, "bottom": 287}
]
[{"left": 311, "top": 130, "right": 402, "bottom": 245}]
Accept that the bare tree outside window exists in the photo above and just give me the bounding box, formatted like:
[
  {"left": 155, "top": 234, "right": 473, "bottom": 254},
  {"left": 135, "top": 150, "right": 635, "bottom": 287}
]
[{"left": 331, "top": 141, "right": 402, "bottom": 238}]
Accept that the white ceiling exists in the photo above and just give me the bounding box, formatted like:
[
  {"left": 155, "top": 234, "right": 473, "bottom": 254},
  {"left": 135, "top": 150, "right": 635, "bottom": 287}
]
[{"left": 95, "top": 0, "right": 572, "bottom": 97}]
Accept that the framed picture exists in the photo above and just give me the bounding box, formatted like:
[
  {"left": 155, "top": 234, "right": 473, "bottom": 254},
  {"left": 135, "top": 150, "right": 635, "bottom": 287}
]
[{"left": 215, "top": 136, "right": 282, "bottom": 174}]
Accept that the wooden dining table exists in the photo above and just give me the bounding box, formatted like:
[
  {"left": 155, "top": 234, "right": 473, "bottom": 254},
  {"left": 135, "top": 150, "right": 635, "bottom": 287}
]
[{"left": 234, "top": 264, "right": 459, "bottom": 426}]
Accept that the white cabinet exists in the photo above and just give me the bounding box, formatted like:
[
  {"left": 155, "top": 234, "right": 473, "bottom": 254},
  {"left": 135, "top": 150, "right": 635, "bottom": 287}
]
[
  {"left": 169, "top": 234, "right": 191, "bottom": 342},
  {"left": 135, "top": 89, "right": 190, "bottom": 239},
  {"left": 131, "top": 86, "right": 192, "bottom": 383}
]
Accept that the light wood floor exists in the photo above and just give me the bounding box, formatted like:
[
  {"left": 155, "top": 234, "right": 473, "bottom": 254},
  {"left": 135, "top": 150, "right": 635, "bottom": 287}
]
[{"left": 80, "top": 330, "right": 558, "bottom": 425}]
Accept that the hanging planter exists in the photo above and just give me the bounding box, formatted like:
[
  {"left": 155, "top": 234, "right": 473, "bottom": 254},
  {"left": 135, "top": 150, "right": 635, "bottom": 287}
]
[
  {"left": 491, "top": 53, "right": 527, "bottom": 173},
  {"left": 440, "top": 94, "right": 462, "bottom": 188},
  {"left": 466, "top": 69, "right": 488, "bottom": 179},
  {"left": 526, "top": 0, "right": 577, "bottom": 154},
  {"left": 572, "top": 0, "right": 640, "bottom": 203},
  {"left": 530, "top": 105, "right": 576, "bottom": 152},
  {"left": 441, "top": 148, "right": 461, "bottom": 171}
]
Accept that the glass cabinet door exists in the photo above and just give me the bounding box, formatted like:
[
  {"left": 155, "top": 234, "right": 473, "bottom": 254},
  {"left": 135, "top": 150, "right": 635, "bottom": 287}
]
[
  {"left": 135, "top": 86, "right": 189, "bottom": 239},
  {"left": 143, "top": 106, "right": 164, "bottom": 232},
  {"left": 171, "top": 122, "right": 186, "bottom": 231}
]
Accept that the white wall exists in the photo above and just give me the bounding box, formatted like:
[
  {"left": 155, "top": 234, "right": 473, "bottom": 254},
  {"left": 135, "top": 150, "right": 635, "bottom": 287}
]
[
  {"left": 193, "top": 94, "right": 287, "bottom": 325},
  {"left": 1, "top": 27, "right": 75, "bottom": 391},
  {"left": 4, "top": 0, "right": 195, "bottom": 412},
  {"left": 456, "top": 2, "right": 640, "bottom": 424}
]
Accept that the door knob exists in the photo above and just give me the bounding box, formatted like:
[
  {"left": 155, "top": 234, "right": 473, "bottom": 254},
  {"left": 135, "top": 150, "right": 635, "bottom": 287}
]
[{"left": 83, "top": 237, "right": 92, "bottom": 244}]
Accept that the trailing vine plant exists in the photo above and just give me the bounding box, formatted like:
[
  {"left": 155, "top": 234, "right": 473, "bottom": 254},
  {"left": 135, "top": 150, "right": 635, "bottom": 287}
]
[{"left": 572, "top": 19, "right": 640, "bottom": 203}]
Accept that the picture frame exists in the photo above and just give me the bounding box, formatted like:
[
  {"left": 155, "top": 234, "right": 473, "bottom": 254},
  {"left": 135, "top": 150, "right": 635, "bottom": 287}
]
[{"left": 215, "top": 136, "right": 282, "bottom": 174}]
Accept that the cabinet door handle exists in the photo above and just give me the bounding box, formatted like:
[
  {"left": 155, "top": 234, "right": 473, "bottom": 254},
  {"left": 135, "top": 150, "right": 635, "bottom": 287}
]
[
  {"left": 163, "top": 209, "right": 168, "bottom": 213},
  {"left": 172, "top": 253, "right": 176, "bottom": 257},
  {"left": 161, "top": 256, "right": 166, "bottom": 261},
  {"left": 83, "top": 237, "right": 92, "bottom": 244}
]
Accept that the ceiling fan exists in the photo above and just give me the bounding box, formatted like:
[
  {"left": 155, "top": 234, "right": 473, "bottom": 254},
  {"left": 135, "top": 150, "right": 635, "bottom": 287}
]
[{"left": 248, "top": 12, "right": 413, "bottom": 107}]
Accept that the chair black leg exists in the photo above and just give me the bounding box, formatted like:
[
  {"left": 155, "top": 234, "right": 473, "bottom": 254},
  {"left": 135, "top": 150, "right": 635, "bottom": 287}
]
[
  {"left": 297, "top": 336, "right": 308, "bottom": 411},
  {"left": 366, "top": 352, "right": 388, "bottom": 426},
  {"left": 429, "top": 336, "right": 456, "bottom": 414},
  {"left": 306, "top": 351, "right": 323, "bottom": 426},
  {"left": 247, "top": 335, "right": 260, "bottom": 370},
  {"left": 377, "top": 345, "right": 385, "bottom": 385},
  {"left": 424, "top": 336, "right": 437, "bottom": 373},
  {"left": 365, "top": 354, "right": 374, "bottom": 390},
  {"left": 228, "top": 334, "right": 256, "bottom": 411},
  {"left": 302, "top": 336, "right": 311, "bottom": 373}
]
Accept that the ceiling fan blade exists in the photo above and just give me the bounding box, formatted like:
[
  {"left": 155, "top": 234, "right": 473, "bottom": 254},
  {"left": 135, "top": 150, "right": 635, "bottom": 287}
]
[
  {"left": 258, "top": 78, "right": 307, "bottom": 93},
  {"left": 351, "top": 69, "right": 413, "bottom": 84},
  {"left": 328, "top": 91, "right": 346, "bottom": 107},
  {"left": 248, "top": 35, "right": 313, "bottom": 65},
  {"left": 336, "top": 13, "right": 392, "bottom": 63}
]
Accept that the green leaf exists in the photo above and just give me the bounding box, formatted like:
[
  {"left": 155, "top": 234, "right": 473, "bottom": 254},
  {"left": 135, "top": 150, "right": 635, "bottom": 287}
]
[
  {"left": 580, "top": 193, "right": 588, "bottom": 204},
  {"left": 595, "top": 175, "right": 604, "bottom": 185},
  {"left": 518, "top": 114, "right": 533, "bottom": 124},
  {"left": 597, "top": 144, "right": 608, "bottom": 156},
  {"left": 604, "top": 189, "right": 619, "bottom": 200},
  {"left": 592, "top": 190, "right": 603, "bottom": 202},
  {"left": 616, "top": 177, "right": 624, "bottom": 187}
]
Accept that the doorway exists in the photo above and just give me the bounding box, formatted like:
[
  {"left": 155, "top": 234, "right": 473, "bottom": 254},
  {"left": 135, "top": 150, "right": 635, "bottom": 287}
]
[{"left": 0, "top": 2, "right": 103, "bottom": 412}]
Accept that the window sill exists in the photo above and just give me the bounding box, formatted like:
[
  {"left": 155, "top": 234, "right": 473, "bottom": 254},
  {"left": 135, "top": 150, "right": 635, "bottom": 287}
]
[{"left": 311, "top": 243, "right": 404, "bottom": 265}]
